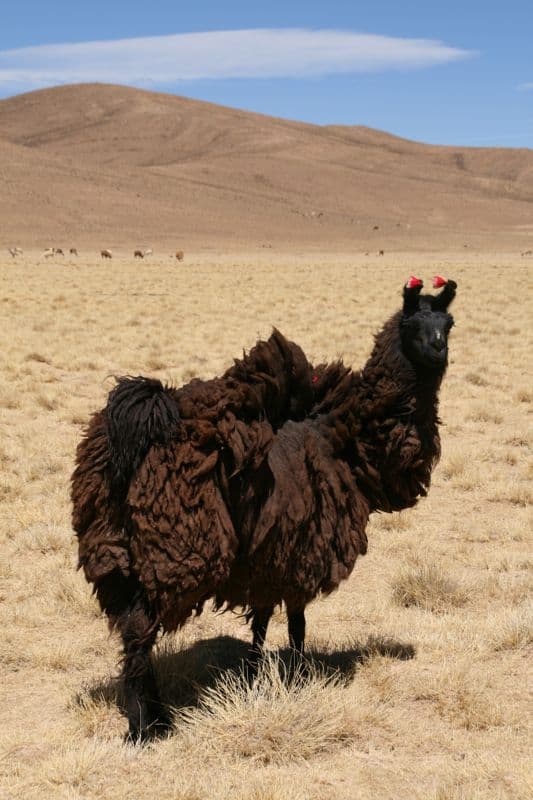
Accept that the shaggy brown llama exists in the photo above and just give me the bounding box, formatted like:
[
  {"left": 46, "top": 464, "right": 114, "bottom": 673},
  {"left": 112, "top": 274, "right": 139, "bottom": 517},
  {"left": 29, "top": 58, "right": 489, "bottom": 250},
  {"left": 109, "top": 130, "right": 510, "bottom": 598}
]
[{"left": 71, "top": 276, "right": 457, "bottom": 741}]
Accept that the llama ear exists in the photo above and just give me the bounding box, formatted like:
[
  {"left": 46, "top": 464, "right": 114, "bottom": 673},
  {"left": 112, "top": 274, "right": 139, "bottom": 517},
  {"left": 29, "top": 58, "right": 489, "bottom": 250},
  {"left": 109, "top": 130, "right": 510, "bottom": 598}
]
[
  {"left": 431, "top": 279, "right": 457, "bottom": 311},
  {"left": 270, "top": 327, "right": 293, "bottom": 363},
  {"left": 403, "top": 276, "right": 423, "bottom": 315}
]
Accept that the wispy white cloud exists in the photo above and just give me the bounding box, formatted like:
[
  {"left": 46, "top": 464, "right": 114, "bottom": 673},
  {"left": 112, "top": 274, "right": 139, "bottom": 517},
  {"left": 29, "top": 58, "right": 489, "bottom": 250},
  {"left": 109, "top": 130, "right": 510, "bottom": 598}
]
[
  {"left": 0, "top": 28, "right": 474, "bottom": 91},
  {"left": 517, "top": 82, "right": 533, "bottom": 90}
]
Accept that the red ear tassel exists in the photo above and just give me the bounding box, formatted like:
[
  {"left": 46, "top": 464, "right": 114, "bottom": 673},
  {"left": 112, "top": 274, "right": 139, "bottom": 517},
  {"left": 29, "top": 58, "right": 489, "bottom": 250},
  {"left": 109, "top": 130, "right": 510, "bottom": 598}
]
[
  {"left": 433, "top": 275, "right": 447, "bottom": 288},
  {"left": 406, "top": 275, "right": 423, "bottom": 289}
]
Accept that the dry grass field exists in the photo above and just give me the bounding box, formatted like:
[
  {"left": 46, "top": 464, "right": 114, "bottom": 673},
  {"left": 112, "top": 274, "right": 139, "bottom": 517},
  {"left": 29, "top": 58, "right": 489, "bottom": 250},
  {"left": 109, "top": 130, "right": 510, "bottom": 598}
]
[{"left": 0, "top": 250, "right": 531, "bottom": 799}]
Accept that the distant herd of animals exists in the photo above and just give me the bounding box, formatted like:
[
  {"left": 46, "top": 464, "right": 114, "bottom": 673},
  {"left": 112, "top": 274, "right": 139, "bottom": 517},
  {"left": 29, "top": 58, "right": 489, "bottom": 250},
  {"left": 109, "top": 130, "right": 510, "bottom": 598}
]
[
  {"left": 7, "top": 247, "right": 533, "bottom": 261},
  {"left": 72, "top": 273, "right": 458, "bottom": 742},
  {"left": 7, "top": 247, "right": 185, "bottom": 260}
]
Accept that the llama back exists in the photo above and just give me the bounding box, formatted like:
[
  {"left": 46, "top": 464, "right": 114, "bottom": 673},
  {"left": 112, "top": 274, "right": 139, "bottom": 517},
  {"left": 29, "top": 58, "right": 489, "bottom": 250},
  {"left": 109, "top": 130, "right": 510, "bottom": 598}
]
[{"left": 226, "top": 328, "right": 314, "bottom": 425}]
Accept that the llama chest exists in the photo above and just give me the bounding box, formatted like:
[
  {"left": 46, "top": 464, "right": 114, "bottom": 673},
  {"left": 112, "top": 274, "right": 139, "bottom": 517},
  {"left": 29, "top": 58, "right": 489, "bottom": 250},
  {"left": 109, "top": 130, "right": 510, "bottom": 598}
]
[
  {"left": 241, "top": 421, "right": 369, "bottom": 604},
  {"left": 361, "top": 415, "right": 440, "bottom": 512}
]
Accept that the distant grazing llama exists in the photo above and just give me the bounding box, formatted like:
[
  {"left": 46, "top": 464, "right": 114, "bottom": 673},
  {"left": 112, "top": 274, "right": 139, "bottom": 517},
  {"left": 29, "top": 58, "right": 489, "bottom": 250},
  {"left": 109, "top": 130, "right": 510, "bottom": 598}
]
[
  {"left": 134, "top": 250, "right": 144, "bottom": 259},
  {"left": 72, "top": 276, "right": 457, "bottom": 741},
  {"left": 175, "top": 250, "right": 184, "bottom": 261},
  {"left": 8, "top": 247, "right": 22, "bottom": 257},
  {"left": 101, "top": 249, "right": 112, "bottom": 259},
  {"left": 70, "top": 248, "right": 78, "bottom": 256},
  {"left": 44, "top": 247, "right": 64, "bottom": 257}
]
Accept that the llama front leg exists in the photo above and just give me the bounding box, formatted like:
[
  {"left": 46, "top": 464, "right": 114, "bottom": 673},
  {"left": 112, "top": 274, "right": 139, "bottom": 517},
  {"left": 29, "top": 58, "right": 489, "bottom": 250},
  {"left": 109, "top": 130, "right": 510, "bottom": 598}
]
[
  {"left": 246, "top": 607, "right": 273, "bottom": 681},
  {"left": 251, "top": 607, "right": 273, "bottom": 654},
  {"left": 287, "top": 608, "right": 306, "bottom": 653}
]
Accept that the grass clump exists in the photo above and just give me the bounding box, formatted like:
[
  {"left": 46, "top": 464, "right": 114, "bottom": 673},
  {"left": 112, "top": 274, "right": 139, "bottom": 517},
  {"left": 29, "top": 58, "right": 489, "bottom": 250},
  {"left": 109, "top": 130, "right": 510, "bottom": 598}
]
[
  {"left": 391, "top": 563, "right": 470, "bottom": 613},
  {"left": 489, "top": 603, "right": 533, "bottom": 651},
  {"left": 174, "top": 653, "right": 356, "bottom": 765}
]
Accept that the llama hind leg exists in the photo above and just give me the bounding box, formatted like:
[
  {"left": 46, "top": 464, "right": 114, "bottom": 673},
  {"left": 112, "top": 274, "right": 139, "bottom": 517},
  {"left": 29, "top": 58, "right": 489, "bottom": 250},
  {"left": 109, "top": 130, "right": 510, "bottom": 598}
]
[
  {"left": 119, "top": 602, "right": 163, "bottom": 743},
  {"left": 96, "top": 573, "right": 164, "bottom": 742}
]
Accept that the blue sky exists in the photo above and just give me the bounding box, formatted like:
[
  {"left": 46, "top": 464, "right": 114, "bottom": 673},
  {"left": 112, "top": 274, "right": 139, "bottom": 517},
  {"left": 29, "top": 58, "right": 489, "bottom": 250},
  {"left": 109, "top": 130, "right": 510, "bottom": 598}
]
[{"left": 1, "top": 0, "right": 531, "bottom": 147}]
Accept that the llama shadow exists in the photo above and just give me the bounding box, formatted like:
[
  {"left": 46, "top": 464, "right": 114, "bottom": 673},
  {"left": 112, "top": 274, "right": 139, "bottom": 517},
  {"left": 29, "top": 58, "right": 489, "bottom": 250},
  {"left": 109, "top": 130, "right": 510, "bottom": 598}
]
[{"left": 77, "top": 633, "right": 415, "bottom": 718}]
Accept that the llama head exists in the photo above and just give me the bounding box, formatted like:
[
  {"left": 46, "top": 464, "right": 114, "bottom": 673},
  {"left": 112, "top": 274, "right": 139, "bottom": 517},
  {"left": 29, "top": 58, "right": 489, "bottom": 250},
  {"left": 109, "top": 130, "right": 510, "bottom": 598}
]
[{"left": 400, "top": 276, "right": 457, "bottom": 370}]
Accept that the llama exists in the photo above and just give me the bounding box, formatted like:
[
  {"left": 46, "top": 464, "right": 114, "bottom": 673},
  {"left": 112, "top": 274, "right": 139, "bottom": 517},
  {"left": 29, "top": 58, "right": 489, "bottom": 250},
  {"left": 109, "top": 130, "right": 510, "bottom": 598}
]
[
  {"left": 175, "top": 250, "right": 184, "bottom": 261},
  {"left": 44, "top": 248, "right": 55, "bottom": 258},
  {"left": 8, "top": 247, "right": 22, "bottom": 257},
  {"left": 101, "top": 249, "right": 112, "bottom": 259},
  {"left": 70, "top": 248, "right": 78, "bottom": 256},
  {"left": 134, "top": 250, "right": 144, "bottom": 258},
  {"left": 72, "top": 276, "right": 456, "bottom": 741}
]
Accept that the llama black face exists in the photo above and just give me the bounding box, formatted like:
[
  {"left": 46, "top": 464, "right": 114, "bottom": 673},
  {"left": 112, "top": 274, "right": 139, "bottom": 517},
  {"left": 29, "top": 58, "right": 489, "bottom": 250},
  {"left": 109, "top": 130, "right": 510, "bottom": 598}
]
[
  {"left": 400, "top": 277, "right": 457, "bottom": 370},
  {"left": 401, "top": 309, "right": 454, "bottom": 369}
]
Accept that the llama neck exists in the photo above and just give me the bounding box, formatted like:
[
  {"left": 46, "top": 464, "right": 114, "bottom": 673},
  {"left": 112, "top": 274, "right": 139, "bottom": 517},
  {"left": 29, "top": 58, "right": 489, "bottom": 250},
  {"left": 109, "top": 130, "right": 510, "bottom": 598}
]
[
  {"left": 362, "top": 311, "right": 444, "bottom": 423},
  {"left": 320, "top": 311, "right": 445, "bottom": 511}
]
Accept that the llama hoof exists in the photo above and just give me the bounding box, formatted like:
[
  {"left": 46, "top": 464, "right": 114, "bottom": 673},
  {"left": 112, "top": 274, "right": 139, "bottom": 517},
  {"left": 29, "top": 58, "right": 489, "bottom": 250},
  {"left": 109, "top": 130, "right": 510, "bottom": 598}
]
[
  {"left": 124, "top": 721, "right": 169, "bottom": 746},
  {"left": 124, "top": 728, "right": 147, "bottom": 746},
  {"left": 286, "top": 651, "right": 310, "bottom": 682},
  {"left": 124, "top": 710, "right": 171, "bottom": 745}
]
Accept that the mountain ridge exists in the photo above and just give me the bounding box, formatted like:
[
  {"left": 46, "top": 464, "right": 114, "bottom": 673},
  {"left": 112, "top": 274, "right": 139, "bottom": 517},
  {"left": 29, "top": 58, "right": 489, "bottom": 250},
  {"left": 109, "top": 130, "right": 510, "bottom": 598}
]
[{"left": 1, "top": 83, "right": 532, "bottom": 249}]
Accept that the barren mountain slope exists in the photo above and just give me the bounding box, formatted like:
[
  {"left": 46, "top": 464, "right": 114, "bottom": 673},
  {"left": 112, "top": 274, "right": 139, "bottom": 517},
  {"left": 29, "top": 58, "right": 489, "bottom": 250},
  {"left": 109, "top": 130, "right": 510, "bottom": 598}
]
[{"left": 1, "top": 83, "right": 532, "bottom": 249}]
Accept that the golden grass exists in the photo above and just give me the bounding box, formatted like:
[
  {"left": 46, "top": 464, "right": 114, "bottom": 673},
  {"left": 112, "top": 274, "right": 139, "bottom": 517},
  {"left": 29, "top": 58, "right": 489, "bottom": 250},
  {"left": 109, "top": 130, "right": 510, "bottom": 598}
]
[
  {"left": 391, "top": 561, "right": 472, "bottom": 612},
  {"left": 174, "top": 654, "right": 358, "bottom": 765},
  {"left": 0, "top": 251, "right": 531, "bottom": 800}
]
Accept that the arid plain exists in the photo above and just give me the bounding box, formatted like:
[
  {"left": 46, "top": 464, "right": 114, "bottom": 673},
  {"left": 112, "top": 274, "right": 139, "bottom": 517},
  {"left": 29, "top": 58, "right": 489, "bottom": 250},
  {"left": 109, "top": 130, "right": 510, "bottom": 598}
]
[{"left": 0, "top": 249, "right": 531, "bottom": 800}]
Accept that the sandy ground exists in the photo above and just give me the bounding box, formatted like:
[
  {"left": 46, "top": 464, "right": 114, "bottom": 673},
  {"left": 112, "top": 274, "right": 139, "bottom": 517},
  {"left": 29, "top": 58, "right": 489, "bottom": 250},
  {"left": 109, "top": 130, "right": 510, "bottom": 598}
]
[{"left": 0, "top": 251, "right": 531, "bottom": 799}]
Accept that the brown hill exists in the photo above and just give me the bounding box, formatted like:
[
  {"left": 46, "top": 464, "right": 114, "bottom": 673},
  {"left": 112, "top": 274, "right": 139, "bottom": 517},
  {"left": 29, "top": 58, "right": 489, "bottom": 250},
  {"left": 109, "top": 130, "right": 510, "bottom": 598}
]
[{"left": 1, "top": 83, "right": 532, "bottom": 250}]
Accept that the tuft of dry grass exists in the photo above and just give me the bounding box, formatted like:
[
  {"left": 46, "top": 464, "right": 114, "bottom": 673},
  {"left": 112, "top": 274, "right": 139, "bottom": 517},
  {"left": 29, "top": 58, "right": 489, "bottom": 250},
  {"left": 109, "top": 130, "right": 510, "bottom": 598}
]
[
  {"left": 417, "top": 664, "right": 506, "bottom": 731},
  {"left": 71, "top": 685, "right": 124, "bottom": 739},
  {"left": 463, "top": 371, "right": 489, "bottom": 387},
  {"left": 373, "top": 511, "right": 411, "bottom": 532},
  {"left": 173, "top": 654, "right": 357, "bottom": 765},
  {"left": 25, "top": 352, "right": 52, "bottom": 364},
  {"left": 53, "top": 572, "right": 102, "bottom": 618},
  {"left": 488, "top": 602, "right": 533, "bottom": 651},
  {"left": 391, "top": 562, "right": 471, "bottom": 612},
  {"left": 466, "top": 405, "right": 504, "bottom": 425}
]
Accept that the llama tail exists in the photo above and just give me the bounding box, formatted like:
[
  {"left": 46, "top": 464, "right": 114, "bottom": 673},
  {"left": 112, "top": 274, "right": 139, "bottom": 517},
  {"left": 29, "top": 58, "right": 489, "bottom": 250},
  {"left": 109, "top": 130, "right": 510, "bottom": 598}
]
[{"left": 105, "top": 376, "right": 182, "bottom": 498}]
